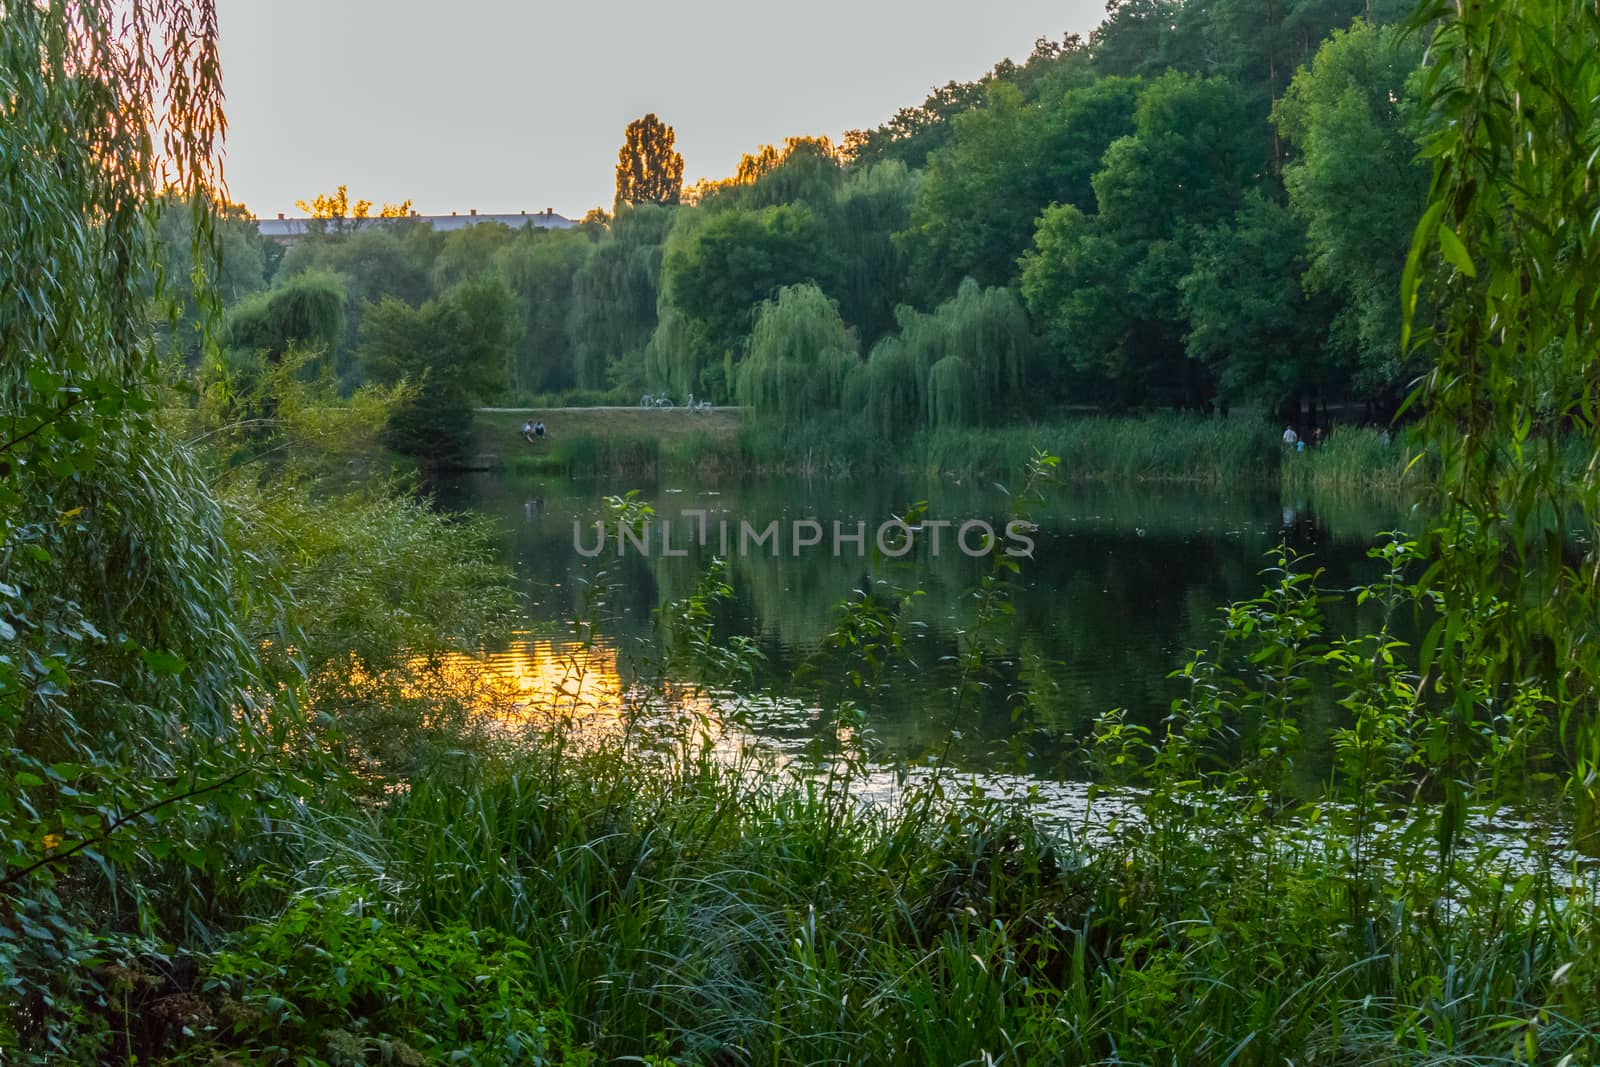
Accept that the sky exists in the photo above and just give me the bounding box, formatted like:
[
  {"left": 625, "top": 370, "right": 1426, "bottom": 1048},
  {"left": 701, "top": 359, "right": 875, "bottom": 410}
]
[{"left": 216, "top": 0, "right": 1107, "bottom": 220}]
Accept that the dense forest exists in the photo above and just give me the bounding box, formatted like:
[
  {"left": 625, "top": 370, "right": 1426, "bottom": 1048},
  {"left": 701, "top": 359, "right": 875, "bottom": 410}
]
[{"left": 182, "top": 0, "right": 1427, "bottom": 467}]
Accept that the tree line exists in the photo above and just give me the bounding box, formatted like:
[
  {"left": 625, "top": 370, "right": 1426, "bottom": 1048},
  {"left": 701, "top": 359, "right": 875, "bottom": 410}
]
[{"left": 184, "top": 0, "right": 1429, "bottom": 464}]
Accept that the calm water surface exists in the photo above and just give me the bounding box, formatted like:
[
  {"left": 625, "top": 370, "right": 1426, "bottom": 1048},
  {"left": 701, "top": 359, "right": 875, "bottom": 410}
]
[{"left": 436, "top": 473, "right": 1413, "bottom": 784}]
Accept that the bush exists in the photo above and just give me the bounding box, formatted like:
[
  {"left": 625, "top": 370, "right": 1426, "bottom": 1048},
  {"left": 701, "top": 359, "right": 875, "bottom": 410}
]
[{"left": 204, "top": 892, "right": 585, "bottom": 1065}]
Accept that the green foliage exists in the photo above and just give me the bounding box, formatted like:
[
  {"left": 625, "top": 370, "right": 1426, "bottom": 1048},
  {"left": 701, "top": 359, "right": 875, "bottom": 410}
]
[
  {"left": 1402, "top": 0, "right": 1600, "bottom": 858},
  {"left": 853, "top": 279, "right": 1031, "bottom": 432},
  {"left": 225, "top": 269, "right": 347, "bottom": 367},
  {"left": 844, "top": 79, "right": 986, "bottom": 170},
  {"left": 568, "top": 204, "right": 672, "bottom": 390},
  {"left": 359, "top": 276, "right": 521, "bottom": 466},
  {"left": 643, "top": 304, "right": 717, "bottom": 399},
  {"left": 151, "top": 194, "right": 272, "bottom": 361},
  {"left": 843, "top": 35, "right": 1093, "bottom": 171},
  {"left": 1093, "top": 73, "right": 1264, "bottom": 236},
  {"left": 496, "top": 229, "right": 593, "bottom": 393},
  {"left": 431, "top": 221, "right": 528, "bottom": 291},
  {"left": 734, "top": 284, "right": 859, "bottom": 423},
  {"left": 918, "top": 413, "right": 1280, "bottom": 481},
  {"left": 1022, "top": 72, "right": 1265, "bottom": 407},
  {"left": 13, "top": 2, "right": 1600, "bottom": 1063},
  {"left": 700, "top": 136, "right": 846, "bottom": 212},
  {"left": 1089, "top": 0, "right": 1191, "bottom": 77},
  {"left": 848, "top": 333, "right": 922, "bottom": 439},
  {"left": 194, "top": 3, "right": 1440, "bottom": 419},
  {"left": 1274, "top": 19, "right": 1429, "bottom": 404},
  {"left": 925, "top": 355, "right": 980, "bottom": 429},
  {"left": 828, "top": 161, "right": 918, "bottom": 347},
  {"left": 277, "top": 222, "right": 439, "bottom": 382},
  {"left": 901, "top": 76, "right": 1139, "bottom": 299},
  {"left": 1279, "top": 424, "right": 1421, "bottom": 494},
  {"left": 189, "top": 0, "right": 1445, "bottom": 421},
  {"left": 660, "top": 203, "right": 832, "bottom": 377},
  {"left": 205, "top": 892, "right": 581, "bottom": 1065},
  {"left": 1179, "top": 194, "right": 1337, "bottom": 409},
  {"left": 0, "top": 2, "right": 269, "bottom": 1058}
]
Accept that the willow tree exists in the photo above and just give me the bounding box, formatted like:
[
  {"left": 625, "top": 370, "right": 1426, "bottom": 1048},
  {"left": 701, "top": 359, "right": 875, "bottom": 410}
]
[
  {"left": 926, "top": 355, "right": 981, "bottom": 428},
  {"left": 1402, "top": 0, "right": 1600, "bottom": 860},
  {"left": 225, "top": 271, "right": 347, "bottom": 365},
  {"left": 218, "top": 272, "right": 348, "bottom": 431},
  {"left": 277, "top": 222, "right": 439, "bottom": 382},
  {"left": 734, "top": 284, "right": 859, "bottom": 424},
  {"left": 831, "top": 161, "right": 919, "bottom": 347},
  {"left": 496, "top": 229, "right": 592, "bottom": 393},
  {"left": 643, "top": 305, "right": 715, "bottom": 399},
  {"left": 660, "top": 202, "right": 833, "bottom": 387},
  {"left": 615, "top": 113, "right": 686, "bottom": 208},
  {"left": 1, "top": 0, "right": 272, "bottom": 1045},
  {"left": 856, "top": 279, "right": 1030, "bottom": 430},
  {"left": 851, "top": 334, "right": 922, "bottom": 438},
  {"left": 931, "top": 279, "right": 1029, "bottom": 420},
  {"left": 568, "top": 204, "right": 673, "bottom": 390}
]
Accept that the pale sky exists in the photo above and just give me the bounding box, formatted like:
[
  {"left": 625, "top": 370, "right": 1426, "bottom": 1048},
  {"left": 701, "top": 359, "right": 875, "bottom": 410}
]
[{"left": 216, "top": 0, "right": 1106, "bottom": 220}]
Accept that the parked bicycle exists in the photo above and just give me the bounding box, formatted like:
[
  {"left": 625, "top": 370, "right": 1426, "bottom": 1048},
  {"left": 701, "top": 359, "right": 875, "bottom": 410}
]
[{"left": 639, "top": 393, "right": 674, "bottom": 408}]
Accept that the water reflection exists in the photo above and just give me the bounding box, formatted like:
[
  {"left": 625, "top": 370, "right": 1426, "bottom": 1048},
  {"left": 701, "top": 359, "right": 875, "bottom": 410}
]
[{"left": 435, "top": 474, "right": 1414, "bottom": 777}]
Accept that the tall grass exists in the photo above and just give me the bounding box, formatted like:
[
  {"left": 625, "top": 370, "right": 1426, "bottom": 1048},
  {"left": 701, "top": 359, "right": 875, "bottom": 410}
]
[
  {"left": 1280, "top": 425, "right": 1425, "bottom": 494},
  {"left": 918, "top": 414, "right": 1280, "bottom": 482},
  {"left": 488, "top": 410, "right": 1429, "bottom": 492},
  {"left": 502, "top": 432, "right": 666, "bottom": 476},
  {"left": 501, "top": 429, "right": 749, "bottom": 477},
  {"left": 169, "top": 692, "right": 1600, "bottom": 1064}
]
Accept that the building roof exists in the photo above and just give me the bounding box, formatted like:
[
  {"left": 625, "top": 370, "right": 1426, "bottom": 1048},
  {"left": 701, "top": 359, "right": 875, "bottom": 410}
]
[{"left": 254, "top": 209, "right": 576, "bottom": 238}]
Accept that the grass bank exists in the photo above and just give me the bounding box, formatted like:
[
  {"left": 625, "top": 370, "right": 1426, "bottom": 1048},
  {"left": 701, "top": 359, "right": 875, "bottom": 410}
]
[
  {"left": 478, "top": 407, "right": 1425, "bottom": 491},
  {"left": 479, "top": 407, "right": 745, "bottom": 477}
]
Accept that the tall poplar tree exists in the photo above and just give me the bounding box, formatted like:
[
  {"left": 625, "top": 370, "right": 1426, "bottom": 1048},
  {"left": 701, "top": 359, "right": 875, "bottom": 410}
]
[{"left": 615, "top": 114, "right": 686, "bottom": 208}]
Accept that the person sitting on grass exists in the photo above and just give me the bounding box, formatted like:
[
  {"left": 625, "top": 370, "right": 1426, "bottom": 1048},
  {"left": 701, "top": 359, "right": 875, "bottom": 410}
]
[
  {"left": 522, "top": 420, "right": 535, "bottom": 443},
  {"left": 534, "top": 420, "right": 546, "bottom": 441}
]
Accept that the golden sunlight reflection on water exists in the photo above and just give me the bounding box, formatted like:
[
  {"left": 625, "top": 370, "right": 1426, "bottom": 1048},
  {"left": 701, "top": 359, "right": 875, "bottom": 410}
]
[
  {"left": 425, "top": 634, "right": 732, "bottom": 752},
  {"left": 419, "top": 634, "right": 1145, "bottom": 845}
]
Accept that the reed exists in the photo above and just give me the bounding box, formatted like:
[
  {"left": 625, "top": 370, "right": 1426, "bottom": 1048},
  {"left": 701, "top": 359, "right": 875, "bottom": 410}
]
[
  {"left": 484, "top": 408, "right": 1429, "bottom": 490},
  {"left": 1279, "top": 425, "right": 1424, "bottom": 493}
]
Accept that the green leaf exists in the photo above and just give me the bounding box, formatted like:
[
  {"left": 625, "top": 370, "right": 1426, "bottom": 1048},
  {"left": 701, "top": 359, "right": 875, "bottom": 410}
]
[
  {"left": 1437, "top": 224, "right": 1476, "bottom": 278},
  {"left": 139, "top": 649, "right": 188, "bottom": 676},
  {"left": 1400, "top": 199, "right": 1447, "bottom": 351}
]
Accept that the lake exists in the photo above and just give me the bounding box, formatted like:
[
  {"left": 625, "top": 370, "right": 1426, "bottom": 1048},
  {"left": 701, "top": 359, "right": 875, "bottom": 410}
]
[{"left": 436, "top": 472, "right": 1414, "bottom": 788}]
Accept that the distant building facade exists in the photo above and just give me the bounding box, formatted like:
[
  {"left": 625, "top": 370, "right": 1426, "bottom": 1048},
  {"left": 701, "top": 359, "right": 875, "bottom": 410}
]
[{"left": 254, "top": 207, "right": 576, "bottom": 246}]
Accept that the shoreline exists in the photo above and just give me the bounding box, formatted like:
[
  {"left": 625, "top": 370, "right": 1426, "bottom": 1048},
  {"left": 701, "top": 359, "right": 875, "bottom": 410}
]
[{"left": 472, "top": 408, "right": 1425, "bottom": 492}]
